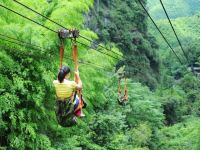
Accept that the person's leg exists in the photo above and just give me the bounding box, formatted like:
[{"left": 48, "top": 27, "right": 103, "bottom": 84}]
[
  {"left": 79, "top": 95, "right": 85, "bottom": 117},
  {"left": 74, "top": 96, "right": 85, "bottom": 117}
]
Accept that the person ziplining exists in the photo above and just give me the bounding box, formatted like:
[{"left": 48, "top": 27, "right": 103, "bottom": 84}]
[
  {"left": 118, "top": 72, "right": 128, "bottom": 105},
  {"left": 53, "top": 29, "right": 86, "bottom": 127}
]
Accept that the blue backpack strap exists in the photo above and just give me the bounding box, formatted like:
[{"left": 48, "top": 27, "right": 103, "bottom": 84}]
[{"left": 73, "top": 97, "right": 79, "bottom": 110}]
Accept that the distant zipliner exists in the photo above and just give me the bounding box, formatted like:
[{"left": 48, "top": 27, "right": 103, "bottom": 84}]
[
  {"left": 53, "top": 29, "right": 86, "bottom": 127},
  {"left": 118, "top": 72, "right": 128, "bottom": 105}
]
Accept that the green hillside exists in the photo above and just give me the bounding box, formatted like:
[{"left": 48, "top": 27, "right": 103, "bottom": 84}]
[
  {"left": 148, "top": 13, "right": 200, "bottom": 63},
  {"left": 148, "top": 3, "right": 200, "bottom": 149},
  {"left": 148, "top": 0, "right": 200, "bottom": 19}
]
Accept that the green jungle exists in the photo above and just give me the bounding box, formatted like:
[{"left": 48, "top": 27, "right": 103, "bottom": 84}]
[{"left": 0, "top": 0, "right": 200, "bottom": 149}]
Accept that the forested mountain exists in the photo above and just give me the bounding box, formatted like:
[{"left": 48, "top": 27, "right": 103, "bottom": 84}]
[
  {"left": 0, "top": 0, "right": 200, "bottom": 150},
  {"left": 148, "top": 0, "right": 200, "bottom": 19},
  {"left": 149, "top": 13, "right": 200, "bottom": 65},
  {"left": 86, "top": 0, "right": 160, "bottom": 89},
  {"left": 147, "top": 1, "right": 200, "bottom": 149}
]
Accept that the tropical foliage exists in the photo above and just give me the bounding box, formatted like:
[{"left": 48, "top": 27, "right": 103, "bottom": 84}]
[{"left": 0, "top": 0, "right": 199, "bottom": 149}]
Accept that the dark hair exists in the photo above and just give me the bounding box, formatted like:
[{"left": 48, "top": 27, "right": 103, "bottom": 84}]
[{"left": 58, "top": 66, "right": 70, "bottom": 83}]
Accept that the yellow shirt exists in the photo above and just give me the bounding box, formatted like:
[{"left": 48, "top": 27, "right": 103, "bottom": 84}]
[{"left": 53, "top": 79, "right": 77, "bottom": 99}]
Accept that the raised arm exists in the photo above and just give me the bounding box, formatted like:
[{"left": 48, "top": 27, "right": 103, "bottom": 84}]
[
  {"left": 72, "top": 39, "right": 82, "bottom": 90},
  {"left": 74, "top": 70, "right": 82, "bottom": 90}
]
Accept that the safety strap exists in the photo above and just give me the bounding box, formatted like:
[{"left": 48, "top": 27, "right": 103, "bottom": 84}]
[
  {"left": 72, "top": 38, "right": 78, "bottom": 72},
  {"left": 118, "top": 78, "right": 122, "bottom": 95},
  {"left": 124, "top": 78, "right": 128, "bottom": 97},
  {"left": 72, "top": 39, "right": 79, "bottom": 85},
  {"left": 59, "top": 39, "right": 64, "bottom": 69}
]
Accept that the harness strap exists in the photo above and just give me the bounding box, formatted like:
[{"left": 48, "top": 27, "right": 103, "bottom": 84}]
[
  {"left": 118, "top": 78, "right": 122, "bottom": 95},
  {"left": 72, "top": 39, "right": 78, "bottom": 71},
  {"left": 124, "top": 78, "right": 128, "bottom": 101},
  {"left": 59, "top": 39, "right": 64, "bottom": 69},
  {"left": 72, "top": 39, "right": 79, "bottom": 95},
  {"left": 124, "top": 78, "right": 127, "bottom": 96}
]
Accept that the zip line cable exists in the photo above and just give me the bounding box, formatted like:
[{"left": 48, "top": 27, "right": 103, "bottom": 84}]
[
  {"left": 0, "top": 37, "right": 106, "bottom": 70},
  {"left": 137, "top": 0, "right": 183, "bottom": 65},
  {"left": 63, "top": 55, "right": 111, "bottom": 71},
  {"left": 0, "top": 4, "right": 119, "bottom": 60},
  {"left": 64, "top": 55, "right": 111, "bottom": 71},
  {"left": 0, "top": 32, "right": 119, "bottom": 60},
  {"left": 0, "top": 35, "right": 112, "bottom": 71},
  {"left": 159, "top": 0, "right": 189, "bottom": 64},
  {"left": 0, "top": 34, "right": 133, "bottom": 74},
  {"left": 1, "top": 2, "right": 195, "bottom": 83},
  {"left": 0, "top": 37, "right": 42, "bottom": 51},
  {"left": 76, "top": 40, "right": 119, "bottom": 60},
  {"left": 0, "top": 36, "right": 154, "bottom": 78},
  {"left": 13, "top": 0, "right": 123, "bottom": 58},
  {"left": 0, "top": 4, "right": 57, "bottom": 33},
  {"left": 0, "top": 33, "right": 49, "bottom": 51},
  {"left": 14, "top": 0, "right": 191, "bottom": 72},
  {"left": 0, "top": 4, "right": 120, "bottom": 60},
  {"left": 0, "top": 34, "right": 54, "bottom": 53},
  {"left": 0, "top": 38, "right": 111, "bottom": 71},
  {"left": 3, "top": 2, "right": 182, "bottom": 74},
  {"left": 137, "top": 1, "right": 196, "bottom": 75}
]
